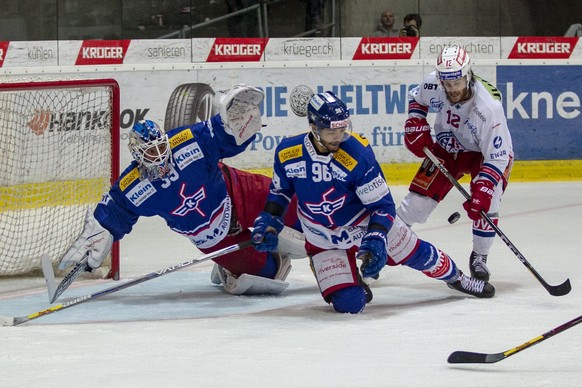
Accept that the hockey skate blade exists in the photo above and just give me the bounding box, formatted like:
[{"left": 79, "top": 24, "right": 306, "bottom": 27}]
[{"left": 41, "top": 254, "right": 57, "bottom": 303}]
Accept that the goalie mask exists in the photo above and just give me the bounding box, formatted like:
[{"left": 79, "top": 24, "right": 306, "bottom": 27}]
[
  {"left": 435, "top": 45, "right": 473, "bottom": 103},
  {"left": 307, "top": 91, "right": 352, "bottom": 153},
  {"left": 128, "top": 120, "right": 172, "bottom": 181}
]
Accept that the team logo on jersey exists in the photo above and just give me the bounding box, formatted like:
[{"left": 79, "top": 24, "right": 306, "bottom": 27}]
[
  {"left": 171, "top": 183, "right": 206, "bottom": 217},
  {"left": 278, "top": 144, "right": 303, "bottom": 163},
  {"left": 119, "top": 167, "right": 141, "bottom": 191},
  {"left": 436, "top": 132, "right": 464, "bottom": 153},
  {"left": 127, "top": 180, "right": 157, "bottom": 207},
  {"left": 333, "top": 149, "right": 357, "bottom": 171},
  {"left": 174, "top": 142, "right": 203, "bottom": 170},
  {"left": 493, "top": 136, "right": 503, "bottom": 149},
  {"left": 305, "top": 187, "right": 346, "bottom": 225}
]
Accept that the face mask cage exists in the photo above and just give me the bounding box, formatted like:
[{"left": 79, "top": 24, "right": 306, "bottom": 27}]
[{"left": 129, "top": 130, "right": 172, "bottom": 180}]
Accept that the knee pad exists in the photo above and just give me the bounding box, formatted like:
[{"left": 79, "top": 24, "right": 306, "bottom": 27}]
[
  {"left": 330, "top": 285, "right": 367, "bottom": 314},
  {"left": 397, "top": 192, "right": 438, "bottom": 225}
]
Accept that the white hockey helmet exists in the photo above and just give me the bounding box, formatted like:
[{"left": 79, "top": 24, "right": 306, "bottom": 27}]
[
  {"left": 128, "top": 119, "right": 172, "bottom": 180},
  {"left": 435, "top": 45, "right": 472, "bottom": 83}
]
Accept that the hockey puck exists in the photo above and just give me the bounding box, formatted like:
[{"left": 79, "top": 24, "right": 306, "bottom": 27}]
[{"left": 448, "top": 212, "right": 461, "bottom": 224}]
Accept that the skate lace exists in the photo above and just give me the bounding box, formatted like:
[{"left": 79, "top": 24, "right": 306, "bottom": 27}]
[{"left": 459, "top": 274, "right": 485, "bottom": 293}]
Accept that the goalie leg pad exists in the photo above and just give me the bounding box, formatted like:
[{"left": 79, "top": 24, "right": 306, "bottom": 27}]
[
  {"left": 212, "top": 253, "right": 292, "bottom": 295},
  {"left": 277, "top": 226, "right": 307, "bottom": 260}
]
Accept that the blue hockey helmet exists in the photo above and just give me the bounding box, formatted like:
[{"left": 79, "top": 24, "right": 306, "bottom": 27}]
[
  {"left": 128, "top": 120, "right": 172, "bottom": 180},
  {"left": 307, "top": 91, "right": 350, "bottom": 130}
]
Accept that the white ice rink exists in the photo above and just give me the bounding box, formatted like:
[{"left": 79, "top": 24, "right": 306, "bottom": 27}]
[{"left": 1, "top": 182, "right": 581, "bottom": 388}]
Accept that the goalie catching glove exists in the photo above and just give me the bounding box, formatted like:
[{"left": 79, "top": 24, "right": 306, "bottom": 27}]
[
  {"left": 404, "top": 117, "right": 434, "bottom": 158},
  {"left": 59, "top": 209, "right": 114, "bottom": 270},
  {"left": 214, "top": 84, "right": 265, "bottom": 145}
]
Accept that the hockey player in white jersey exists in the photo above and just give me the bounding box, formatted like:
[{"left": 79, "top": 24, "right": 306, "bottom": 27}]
[
  {"left": 398, "top": 45, "right": 514, "bottom": 282},
  {"left": 251, "top": 91, "right": 494, "bottom": 314},
  {"left": 58, "top": 84, "right": 304, "bottom": 296}
]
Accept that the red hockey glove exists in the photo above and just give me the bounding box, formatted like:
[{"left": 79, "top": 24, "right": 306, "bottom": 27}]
[
  {"left": 463, "top": 180, "right": 495, "bottom": 221},
  {"left": 404, "top": 117, "right": 434, "bottom": 158}
]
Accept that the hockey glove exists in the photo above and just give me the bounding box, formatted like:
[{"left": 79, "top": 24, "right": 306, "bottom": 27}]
[
  {"left": 59, "top": 209, "right": 114, "bottom": 270},
  {"left": 357, "top": 229, "right": 388, "bottom": 279},
  {"left": 214, "top": 84, "right": 265, "bottom": 145},
  {"left": 251, "top": 211, "right": 285, "bottom": 252},
  {"left": 404, "top": 117, "right": 434, "bottom": 158},
  {"left": 463, "top": 179, "right": 495, "bottom": 221}
]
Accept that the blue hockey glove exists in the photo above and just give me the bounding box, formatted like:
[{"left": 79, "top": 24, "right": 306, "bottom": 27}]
[
  {"left": 252, "top": 211, "right": 285, "bottom": 252},
  {"left": 357, "top": 229, "right": 388, "bottom": 279}
]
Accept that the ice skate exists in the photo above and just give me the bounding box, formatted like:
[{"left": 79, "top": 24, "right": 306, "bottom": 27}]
[
  {"left": 469, "top": 251, "right": 490, "bottom": 282},
  {"left": 447, "top": 271, "right": 495, "bottom": 298}
]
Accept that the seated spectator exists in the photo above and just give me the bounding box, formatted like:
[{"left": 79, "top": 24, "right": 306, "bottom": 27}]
[
  {"left": 400, "top": 13, "right": 422, "bottom": 37},
  {"left": 372, "top": 9, "right": 400, "bottom": 37}
]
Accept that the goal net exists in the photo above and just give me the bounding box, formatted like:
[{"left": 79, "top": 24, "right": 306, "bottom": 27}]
[{"left": 0, "top": 79, "right": 120, "bottom": 279}]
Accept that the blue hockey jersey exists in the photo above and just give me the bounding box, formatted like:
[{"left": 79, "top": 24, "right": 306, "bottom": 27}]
[
  {"left": 94, "top": 115, "right": 253, "bottom": 249},
  {"left": 267, "top": 132, "right": 395, "bottom": 250}
]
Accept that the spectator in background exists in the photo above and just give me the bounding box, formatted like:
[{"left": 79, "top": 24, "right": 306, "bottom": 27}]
[
  {"left": 372, "top": 8, "right": 400, "bottom": 37},
  {"left": 304, "top": 0, "right": 326, "bottom": 36},
  {"left": 225, "top": 0, "right": 260, "bottom": 37},
  {"left": 400, "top": 13, "right": 422, "bottom": 37}
]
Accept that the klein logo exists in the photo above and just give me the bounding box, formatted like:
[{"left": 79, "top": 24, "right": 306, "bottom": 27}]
[
  {"left": 353, "top": 37, "right": 417, "bottom": 60},
  {"left": 207, "top": 38, "right": 267, "bottom": 62},
  {"left": 75, "top": 40, "right": 130, "bottom": 65},
  {"left": 508, "top": 37, "right": 577, "bottom": 59}
]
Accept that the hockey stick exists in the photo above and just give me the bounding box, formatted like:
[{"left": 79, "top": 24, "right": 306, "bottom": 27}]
[
  {"left": 423, "top": 147, "right": 571, "bottom": 296},
  {"left": 42, "top": 253, "right": 91, "bottom": 303},
  {"left": 448, "top": 314, "right": 582, "bottom": 364},
  {"left": 0, "top": 241, "right": 251, "bottom": 326}
]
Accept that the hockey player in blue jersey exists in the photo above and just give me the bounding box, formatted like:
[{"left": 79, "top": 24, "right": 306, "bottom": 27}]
[
  {"left": 251, "top": 91, "right": 494, "bottom": 314},
  {"left": 59, "top": 84, "right": 303, "bottom": 296}
]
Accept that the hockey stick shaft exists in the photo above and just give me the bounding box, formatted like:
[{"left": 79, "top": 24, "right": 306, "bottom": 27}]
[
  {"left": 448, "top": 314, "right": 582, "bottom": 363},
  {"left": 1, "top": 241, "right": 251, "bottom": 326},
  {"left": 423, "top": 147, "right": 571, "bottom": 296}
]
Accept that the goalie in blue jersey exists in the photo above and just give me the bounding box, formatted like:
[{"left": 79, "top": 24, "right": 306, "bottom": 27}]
[
  {"left": 252, "top": 91, "right": 495, "bottom": 314},
  {"left": 59, "top": 84, "right": 304, "bottom": 296}
]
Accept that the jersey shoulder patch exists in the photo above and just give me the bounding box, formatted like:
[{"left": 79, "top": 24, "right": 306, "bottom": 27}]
[
  {"left": 119, "top": 167, "right": 141, "bottom": 191},
  {"left": 278, "top": 144, "right": 303, "bottom": 164},
  {"left": 352, "top": 133, "right": 369, "bottom": 147},
  {"left": 169, "top": 128, "right": 194, "bottom": 149}
]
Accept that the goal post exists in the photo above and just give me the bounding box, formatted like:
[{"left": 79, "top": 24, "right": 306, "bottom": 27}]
[{"left": 0, "top": 78, "right": 120, "bottom": 279}]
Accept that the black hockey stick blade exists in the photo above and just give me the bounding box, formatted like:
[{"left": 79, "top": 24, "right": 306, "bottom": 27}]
[
  {"left": 546, "top": 278, "right": 571, "bottom": 296},
  {"left": 448, "top": 351, "right": 505, "bottom": 364}
]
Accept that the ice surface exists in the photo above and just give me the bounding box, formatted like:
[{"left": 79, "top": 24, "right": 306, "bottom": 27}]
[{"left": 1, "top": 182, "right": 581, "bottom": 387}]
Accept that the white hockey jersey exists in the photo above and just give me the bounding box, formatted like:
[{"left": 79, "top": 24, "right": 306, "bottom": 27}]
[{"left": 408, "top": 72, "right": 514, "bottom": 185}]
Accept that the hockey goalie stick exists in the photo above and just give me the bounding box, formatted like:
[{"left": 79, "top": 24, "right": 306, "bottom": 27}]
[
  {"left": 448, "top": 313, "right": 582, "bottom": 364},
  {"left": 0, "top": 241, "right": 251, "bottom": 326},
  {"left": 423, "top": 147, "right": 571, "bottom": 296},
  {"left": 42, "top": 253, "right": 91, "bottom": 303}
]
